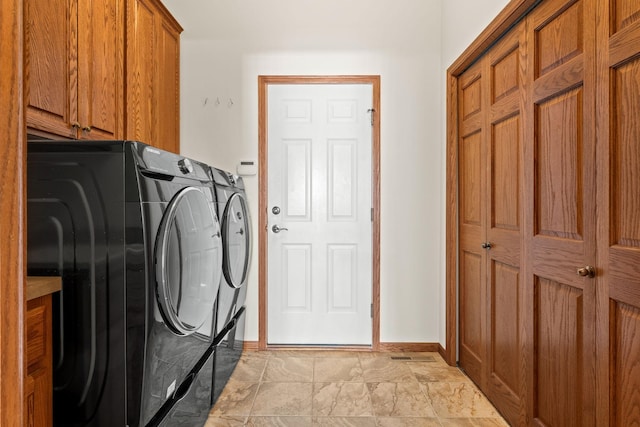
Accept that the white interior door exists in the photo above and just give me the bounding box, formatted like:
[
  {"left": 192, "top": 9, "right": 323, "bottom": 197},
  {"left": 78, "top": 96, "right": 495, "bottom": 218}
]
[{"left": 267, "top": 84, "right": 373, "bottom": 345}]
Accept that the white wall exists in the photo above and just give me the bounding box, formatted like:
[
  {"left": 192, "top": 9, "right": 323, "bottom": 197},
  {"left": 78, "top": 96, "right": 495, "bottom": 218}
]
[{"left": 163, "top": 0, "right": 511, "bottom": 348}]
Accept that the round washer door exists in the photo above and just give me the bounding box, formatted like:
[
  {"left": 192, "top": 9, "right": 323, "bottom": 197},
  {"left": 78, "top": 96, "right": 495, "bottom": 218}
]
[
  {"left": 222, "top": 192, "right": 251, "bottom": 289},
  {"left": 155, "top": 186, "right": 223, "bottom": 336}
]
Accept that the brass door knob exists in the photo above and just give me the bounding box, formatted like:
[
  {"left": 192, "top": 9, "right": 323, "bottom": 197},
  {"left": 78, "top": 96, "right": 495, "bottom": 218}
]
[{"left": 576, "top": 266, "right": 596, "bottom": 278}]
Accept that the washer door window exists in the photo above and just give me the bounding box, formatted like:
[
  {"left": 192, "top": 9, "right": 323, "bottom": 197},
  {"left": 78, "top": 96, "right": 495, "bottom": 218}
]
[
  {"left": 155, "top": 187, "right": 223, "bottom": 336},
  {"left": 222, "top": 192, "right": 251, "bottom": 289}
]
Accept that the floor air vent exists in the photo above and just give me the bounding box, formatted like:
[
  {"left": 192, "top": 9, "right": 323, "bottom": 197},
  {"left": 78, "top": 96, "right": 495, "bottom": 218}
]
[{"left": 390, "top": 355, "right": 436, "bottom": 362}]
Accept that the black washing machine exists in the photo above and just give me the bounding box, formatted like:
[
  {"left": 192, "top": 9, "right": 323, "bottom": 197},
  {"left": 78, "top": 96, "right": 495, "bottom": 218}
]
[
  {"left": 27, "top": 141, "right": 223, "bottom": 426},
  {"left": 210, "top": 167, "right": 251, "bottom": 403}
]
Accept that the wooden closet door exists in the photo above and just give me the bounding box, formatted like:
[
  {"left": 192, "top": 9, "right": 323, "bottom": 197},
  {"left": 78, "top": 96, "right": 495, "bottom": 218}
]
[
  {"left": 597, "top": 1, "right": 640, "bottom": 426},
  {"left": 524, "top": 0, "right": 598, "bottom": 425},
  {"left": 458, "top": 60, "right": 487, "bottom": 389},
  {"left": 484, "top": 21, "right": 526, "bottom": 426}
]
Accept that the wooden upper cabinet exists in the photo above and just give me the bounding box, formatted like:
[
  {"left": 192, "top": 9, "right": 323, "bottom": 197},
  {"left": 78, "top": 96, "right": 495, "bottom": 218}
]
[
  {"left": 24, "top": 0, "right": 123, "bottom": 140},
  {"left": 126, "top": 0, "right": 182, "bottom": 153}
]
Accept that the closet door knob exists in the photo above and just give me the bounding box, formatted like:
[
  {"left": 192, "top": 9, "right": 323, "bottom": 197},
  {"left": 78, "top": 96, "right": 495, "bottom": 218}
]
[
  {"left": 481, "top": 242, "right": 492, "bottom": 249},
  {"left": 576, "top": 266, "right": 596, "bottom": 278}
]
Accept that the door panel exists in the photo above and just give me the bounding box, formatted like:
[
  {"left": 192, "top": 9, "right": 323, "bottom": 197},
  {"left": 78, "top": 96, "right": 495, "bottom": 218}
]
[
  {"left": 459, "top": 249, "right": 484, "bottom": 384},
  {"left": 77, "top": 0, "right": 121, "bottom": 139},
  {"left": 526, "top": 0, "right": 597, "bottom": 425},
  {"left": 267, "top": 84, "right": 372, "bottom": 345},
  {"left": 605, "top": 3, "right": 640, "bottom": 426},
  {"left": 127, "top": 0, "right": 157, "bottom": 146},
  {"left": 457, "top": 24, "right": 526, "bottom": 425},
  {"left": 535, "top": 278, "right": 584, "bottom": 427},
  {"left": 485, "top": 23, "right": 525, "bottom": 425},
  {"left": 24, "top": 0, "right": 76, "bottom": 137},
  {"left": 458, "top": 60, "right": 486, "bottom": 389}
]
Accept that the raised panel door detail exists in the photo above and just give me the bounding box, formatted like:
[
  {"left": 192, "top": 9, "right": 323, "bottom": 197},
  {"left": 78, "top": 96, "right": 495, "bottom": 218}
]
[
  {"left": 610, "top": 302, "right": 640, "bottom": 427},
  {"left": 127, "top": 0, "right": 157, "bottom": 146},
  {"left": 284, "top": 140, "right": 311, "bottom": 220},
  {"left": 328, "top": 139, "right": 356, "bottom": 220},
  {"left": 461, "top": 131, "right": 482, "bottom": 227},
  {"left": 282, "top": 244, "right": 311, "bottom": 312},
  {"left": 535, "top": 277, "right": 583, "bottom": 427},
  {"left": 535, "top": 0, "right": 584, "bottom": 77},
  {"left": 283, "top": 99, "right": 312, "bottom": 123},
  {"left": 24, "top": 0, "right": 75, "bottom": 136},
  {"left": 490, "top": 261, "right": 520, "bottom": 397},
  {"left": 462, "top": 77, "right": 482, "bottom": 120},
  {"left": 612, "top": 59, "right": 640, "bottom": 248},
  {"left": 607, "top": 22, "right": 640, "bottom": 427},
  {"left": 535, "top": 87, "right": 583, "bottom": 240},
  {"left": 157, "top": 23, "right": 180, "bottom": 152},
  {"left": 613, "top": 0, "right": 640, "bottom": 33},
  {"left": 492, "top": 115, "right": 520, "bottom": 231},
  {"left": 327, "top": 100, "right": 357, "bottom": 123},
  {"left": 78, "top": 0, "right": 120, "bottom": 139},
  {"left": 492, "top": 48, "right": 519, "bottom": 102},
  {"left": 460, "top": 251, "right": 483, "bottom": 363},
  {"left": 327, "top": 245, "right": 357, "bottom": 312}
]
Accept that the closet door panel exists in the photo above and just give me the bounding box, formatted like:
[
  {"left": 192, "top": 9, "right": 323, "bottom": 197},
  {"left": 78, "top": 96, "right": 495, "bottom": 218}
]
[
  {"left": 458, "top": 63, "right": 487, "bottom": 388},
  {"left": 485, "top": 24, "right": 525, "bottom": 425},
  {"left": 535, "top": 277, "right": 584, "bottom": 427},
  {"left": 606, "top": 9, "right": 640, "bottom": 425},
  {"left": 527, "top": 0, "right": 597, "bottom": 426},
  {"left": 459, "top": 129, "right": 485, "bottom": 387}
]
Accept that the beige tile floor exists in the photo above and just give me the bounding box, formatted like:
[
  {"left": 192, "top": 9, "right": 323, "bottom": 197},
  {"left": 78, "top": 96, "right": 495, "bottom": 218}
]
[{"left": 205, "top": 350, "right": 509, "bottom": 426}]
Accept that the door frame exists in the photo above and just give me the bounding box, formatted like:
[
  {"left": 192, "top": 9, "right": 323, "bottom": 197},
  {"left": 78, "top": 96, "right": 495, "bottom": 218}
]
[{"left": 258, "top": 75, "right": 381, "bottom": 350}]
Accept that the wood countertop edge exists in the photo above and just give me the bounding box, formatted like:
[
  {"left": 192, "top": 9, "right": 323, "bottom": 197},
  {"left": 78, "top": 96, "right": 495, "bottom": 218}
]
[{"left": 26, "top": 276, "right": 62, "bottom": 301}]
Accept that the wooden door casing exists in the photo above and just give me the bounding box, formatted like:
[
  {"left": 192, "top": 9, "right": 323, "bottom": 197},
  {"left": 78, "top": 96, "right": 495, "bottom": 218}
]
[{"left": 1, "top": 0, "right": 25, "bottom": 424}]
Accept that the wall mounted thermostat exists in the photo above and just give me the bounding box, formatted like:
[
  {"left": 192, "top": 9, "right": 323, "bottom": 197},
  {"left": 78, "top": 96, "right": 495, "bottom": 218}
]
[{"left": 237, "top": 159, "right": 257, "bottom": 176}]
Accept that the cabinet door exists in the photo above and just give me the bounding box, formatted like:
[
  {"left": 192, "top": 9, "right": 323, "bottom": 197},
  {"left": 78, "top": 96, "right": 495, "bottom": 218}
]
[
  {"left": 126, "top": 0, "right": 181, "bottom": 152},
  {"left": 25, "top": 0, "right": 77, "bottom": 138},
  {"left": 77, "top": 0, "right": 123, "bottom": 140},
  {"left": 156, "top": 20, "right": 180, "bottom": 153},
  {"left": 126, "top": 0, "right": 158, "bottom": 147},
  {"left": 524, "top": 0, "right": 598, "bottom": 425}
]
